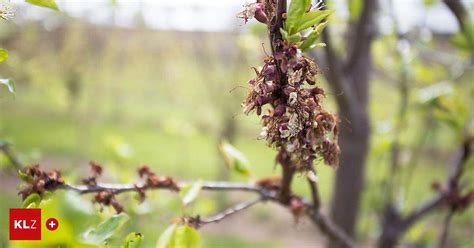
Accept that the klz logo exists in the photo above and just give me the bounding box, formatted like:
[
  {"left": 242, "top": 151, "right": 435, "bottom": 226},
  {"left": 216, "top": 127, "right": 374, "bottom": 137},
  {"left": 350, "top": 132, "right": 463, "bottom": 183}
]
[{"left": 9, "top": 208, "right": 41, "bottom": 240}]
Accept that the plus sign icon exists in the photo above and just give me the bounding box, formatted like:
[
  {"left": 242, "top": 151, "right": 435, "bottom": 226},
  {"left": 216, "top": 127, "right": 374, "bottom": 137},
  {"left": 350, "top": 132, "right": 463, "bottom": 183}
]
[{"left": 45, "top": 218, "right": 59, "bottom": 231}]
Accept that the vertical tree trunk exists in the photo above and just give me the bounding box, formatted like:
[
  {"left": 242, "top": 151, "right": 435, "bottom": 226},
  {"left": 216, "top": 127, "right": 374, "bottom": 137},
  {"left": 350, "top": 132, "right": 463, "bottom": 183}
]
[
  {"left": 330, "top": 105, "right": 370, "bottom": 238},
  {"left": 322, "top": 0, "right": 377, "bottom": 244}
]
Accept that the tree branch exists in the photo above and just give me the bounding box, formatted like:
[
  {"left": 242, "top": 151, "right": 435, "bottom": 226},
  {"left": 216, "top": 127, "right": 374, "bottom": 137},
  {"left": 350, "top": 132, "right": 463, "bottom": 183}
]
[
  {"left": 320, "top": 28, "right": 356, "bottom": 118},
  {"left": 345, "top": 0, "right": 377, "bottom": 72},
  {"left": 437, "top": 209, "right": 455, "bottom": 248},
  {"left": 313, "top": 0, "right": 357, "bottom": 119},
  {"left": 443, "top": 0, "right": 469, "bottom": 34},
  {"left": 306, "top": 208, "right": 356, "bottom": 248},
  {"left": 443, "top": 0, "right": 473, "bottom": 61},
  {"left": 0, "top": 141, "right": 23, "bottom": 170},
  {"left": 61, "top": 181, "right": 273, "bottom": 198},
  {"left": 401, "top": 135, "right": 472, "bottom": 228},
  {"left": 194, "top": 197, "right": 264, "bottom": 228}
]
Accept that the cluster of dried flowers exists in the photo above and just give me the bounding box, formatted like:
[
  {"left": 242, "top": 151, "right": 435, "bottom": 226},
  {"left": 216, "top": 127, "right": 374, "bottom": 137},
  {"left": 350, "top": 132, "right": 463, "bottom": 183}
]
[
  {"left": 239, "top": 0, "right": 340, "bottom": 171},
  {"left": 18, "top": 164, "right": 64, "bottom": 200}
]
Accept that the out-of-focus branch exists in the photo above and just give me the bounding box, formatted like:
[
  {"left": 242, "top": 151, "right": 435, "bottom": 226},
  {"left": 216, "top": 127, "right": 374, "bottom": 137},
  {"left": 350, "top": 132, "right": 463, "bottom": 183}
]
[
  {"left": 443, "top": 0, "right": 469, "bottom": 34},
  {"left": 316, "top": 0, "right": 357, "bottom": 119},
  {"left": 345, "top": 0, "right": 377, "bottom": 72},
  {"left": 444, "top": 0, "right": 474, "bottom": 61},
  {"left": 0, "top": 141, "right": 23, "bottom": 170},
  {"left": 402, "top": 135, "right": 472, "bottom": 228},
  {"left": 320, "top": 28, "right": 356, "bottom": 118},
  {"left": 306, "top": 208, "right": 356, "bottom": 248},
  {"left": 378, "top": 134, "right": 473, "bottom": 247},
  {"left": 437, "top": 209, "right": 455, "bottom": 248}
]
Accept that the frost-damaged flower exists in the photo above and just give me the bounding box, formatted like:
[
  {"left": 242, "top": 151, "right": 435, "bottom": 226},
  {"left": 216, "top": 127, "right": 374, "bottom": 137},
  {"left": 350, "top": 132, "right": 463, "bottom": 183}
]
[
  {"left": 237, "top": 0, "right": 275, "bottom": 24},
  {"left": 241, "top": 11, "right": 340, "bottom": 171},
  {"left": 18, "top": 164, "right": 65, "bottom": 199},
  {"left": 0, "top": 1, "right": 15, "bottom": 20}
]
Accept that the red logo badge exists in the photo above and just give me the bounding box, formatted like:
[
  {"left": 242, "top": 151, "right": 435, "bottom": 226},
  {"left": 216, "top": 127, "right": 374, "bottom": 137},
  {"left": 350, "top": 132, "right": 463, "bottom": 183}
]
[{"left": 9, "top": 208, "right": 41, "bottom": 240}]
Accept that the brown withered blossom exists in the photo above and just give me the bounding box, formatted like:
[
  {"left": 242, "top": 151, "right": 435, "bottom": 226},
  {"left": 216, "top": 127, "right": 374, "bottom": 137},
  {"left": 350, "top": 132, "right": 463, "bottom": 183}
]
[
  {"left": 243, "top": 39, "right": 340, "bottom": 171},
  {"left": 93, "top": 190, "right": 124, "bottom": 213},
  {"left": 237, "top": 0, "right": 275, "bottom": 25},
  {"left": 19, "top": 164, "right": 65, "bottom": 199},
  {"left": 82, "top": 161, "right": 104, "bottom": 186},
  {"left": 137, "top": 165, "right": 179, "bottom": 191}
]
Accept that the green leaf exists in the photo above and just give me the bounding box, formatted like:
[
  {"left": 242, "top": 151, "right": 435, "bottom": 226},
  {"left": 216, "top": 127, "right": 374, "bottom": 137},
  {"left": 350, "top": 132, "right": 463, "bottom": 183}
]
[
  {"left": 156, "top": 225, "right": 201, "bottom": 248},
  {"left": 173, "top": 225, "right": 200, "bottom": 248},
  {"left": 0, "top": 48, "right": 8, "bottom": 62},
  {"left": 0, "top": 78, "right": 15, "bottom": 96},
  {"left": 18, "top": 170, "right": 32, "bottom": 182},
  {"left": 179, "top": 181, "right": 203, "bottom": 206},
  {"left": 296, "top": 10, "right": 332, "bottom": 32},
  {"left": 417, "top": 82, "right": 453, "bottom": 104},
  {"left": 25, "top": 0, "right": 59, "bottom": 10},
  {"left": 21, "top": 193, "right": 41, "bottom": 208},
  {"left": 280, "top": 28, "right": 289, "bottom": 41},
  {"left": 286, "top": 0, "right": 311, "bottom": 34},
  {"left": 299, "top": 21, "right": 329, "bottom": 51},
  {"left": 83, "top": 213, "right": 130, "bottom": 244},
  {"left": 156, "top": 224, "right": 177, "bottom": 248},
  {"left": 287, "top": 33, "right": 302, "bottom": 44},
  {"left": 121, "top": 232, "right": 144, "bottom": 248},
  {"left": 219, "top": 142, "right": 251, "bottom": 176}
]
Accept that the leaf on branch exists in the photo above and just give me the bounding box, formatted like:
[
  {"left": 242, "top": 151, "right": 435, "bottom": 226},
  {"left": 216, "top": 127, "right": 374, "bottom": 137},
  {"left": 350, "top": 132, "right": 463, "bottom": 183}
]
[
  {"left": 25, "top": 0, "right": 59, "bottom": 10},
  {"left": 21, "top": 193, "right": 41, "bottom": 208},
  {"left": 296, "top": 10, "right": 332, "bottom": 32},
  {"left": 299, "top": 21, "right": 329, "bottom": 51},
  {"left": 0, "top": 48, "right": 8, "bottom": 62},
  {"left": 219, "top": 142, "right": 252, "bottom": 176},
  {"left": 121, "top": 232, "right": 144, "bottom": 248},
  {"left": 287, "top": 32, "right": 302, "bottom": 44},
  {"left": 417, "top": 81, "right": 453, "bottom": 104},
  {"left": 156, "top": 224, "right": 177, "bottom": 248},
  {"left": 83, "top": 213, "right": 130, "bottom": 244},
  {"left": 156, "top": 224, "right": 201, "bottom": 248},
  {"left": 173, "top": 225, "right": 200, "bottom": 248},
  {"left": 0, "top": 78, "right": 15, "bottom": 96},
  {"left": 179, "top": 180, "right": 203, "bottom": 206},
  {"left": 286, "top": 0, "right": 312, "bottom": 34},
  {"left": 18, "top": 169, "right": 32, "bottom": 182}
]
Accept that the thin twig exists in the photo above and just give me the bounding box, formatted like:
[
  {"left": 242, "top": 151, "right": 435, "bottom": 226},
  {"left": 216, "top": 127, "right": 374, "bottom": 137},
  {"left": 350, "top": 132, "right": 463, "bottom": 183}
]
[
  {"left": 306, "top": 208, "right": 357, "bottom": 248},
  {"left": 401, "top": 136, "right": 472, "bottom": 228},
  {"left": 196, "top": 197, "right": 264, "bottom": 228},
  {"left": 437, "top": 209, "right": 455, "bottom": 248},
  {"left": 307, "top": 167, "right": 321, "bottom": 210},
  {"left": 61, "top": 181, "right": 271, "bottom": 197}
]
